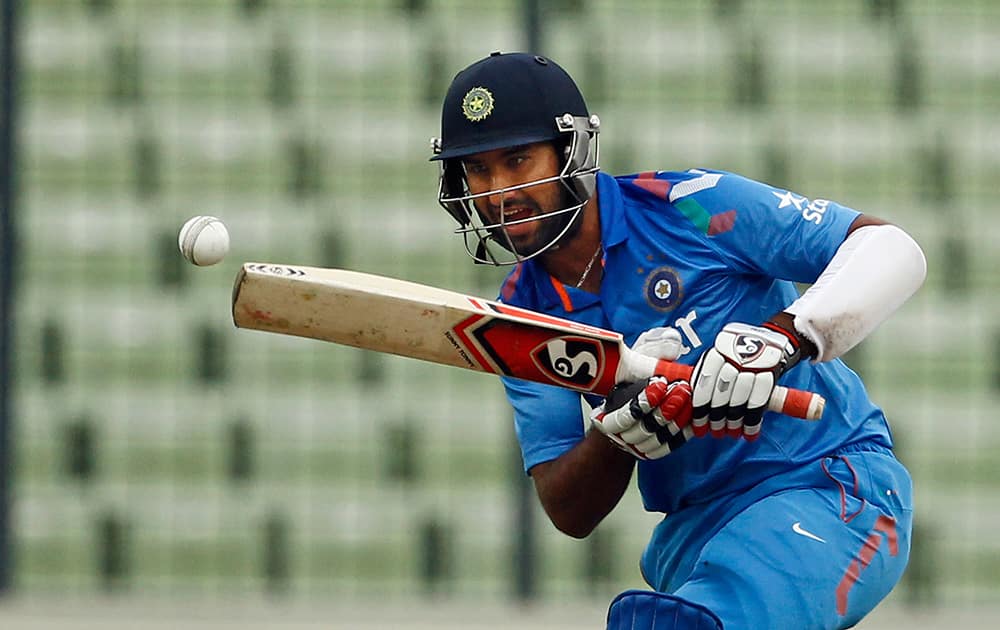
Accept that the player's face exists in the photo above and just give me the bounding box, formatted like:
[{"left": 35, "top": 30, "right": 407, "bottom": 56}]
[{"left": 462, "top": 142, "right": 567, "bottom": 253}]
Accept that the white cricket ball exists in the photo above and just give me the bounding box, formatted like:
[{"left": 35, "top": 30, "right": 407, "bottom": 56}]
[{"left": 178, "top": 215, "right": 230, "bottom": 266}]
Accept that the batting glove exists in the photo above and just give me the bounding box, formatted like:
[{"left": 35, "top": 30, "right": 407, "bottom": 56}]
[
  {"left": 690, "top": 322, "right": 800, "bottom": 441},
  {"left": 630, "top": 326, "right": 685, "bottom": 362},
  {"left": 591, "top": 377, "right": 694, "bottom": 460}
]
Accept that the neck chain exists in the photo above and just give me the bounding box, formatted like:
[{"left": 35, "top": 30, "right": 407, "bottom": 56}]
[{"left": 575, "top": 244, "right": 603, "bottom": 288}]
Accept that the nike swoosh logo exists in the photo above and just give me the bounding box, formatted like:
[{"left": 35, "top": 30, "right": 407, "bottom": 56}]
[{"left": 792, "top": 522, "right": 827, "bottom": 543}]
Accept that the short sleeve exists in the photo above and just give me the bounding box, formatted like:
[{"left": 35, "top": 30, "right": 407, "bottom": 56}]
[
  {"left": 502, "top": 375, "right": 589, "bottom": 474},
  {"left": 692, "top": 172, "right": 861, "bottom": 283}
]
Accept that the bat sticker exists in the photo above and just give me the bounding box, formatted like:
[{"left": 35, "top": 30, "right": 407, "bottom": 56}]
[
  {"left": 530, "top": 336, "right": 605, "bottom": 390},
  {"left": 247, "top": 264, "right": 306, "bottom": 277}
]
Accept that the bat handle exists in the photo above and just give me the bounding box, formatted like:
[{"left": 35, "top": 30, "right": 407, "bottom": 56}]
[{"left": 651, "top": 359, "right": 825, "bottom": 421}]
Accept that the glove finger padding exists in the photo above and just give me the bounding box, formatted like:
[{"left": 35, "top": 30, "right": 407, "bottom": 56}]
[
  {"left": 592, "top": 377, "right": 694, "bottom": 460},
  {"left": 690, "top": 322, "right": 800, "bottom": 442},
  {"left": 598, "top": 380, "right": 659, "bottom": 433},
  {"left": 619, "top": 425, "right": 663, "bottom": 453},
  {"left": 691, "top": 351, "right": 723, "bottom": 412},
  {"left": 708, "top": 362, "right": 741, "bottom": 436},
  {"left": 658, "top": 381, "right": 694, "bottom": 430},
  {"left": 723, "top": 371, "right": 756, "bottom": 438}
]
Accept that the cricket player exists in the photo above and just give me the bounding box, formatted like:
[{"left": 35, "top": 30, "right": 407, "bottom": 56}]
[{"left": 430, "top": 52, "right": 926, "bottom": 629}]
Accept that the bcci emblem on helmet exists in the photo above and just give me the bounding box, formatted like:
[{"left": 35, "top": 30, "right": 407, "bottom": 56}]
[{"left": 462, "top": 87, "right": 494, "bottom": 122}]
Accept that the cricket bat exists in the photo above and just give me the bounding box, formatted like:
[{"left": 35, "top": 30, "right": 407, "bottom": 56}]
[{"left": 231, "top": 263, "right": 825, "bottom": 420}]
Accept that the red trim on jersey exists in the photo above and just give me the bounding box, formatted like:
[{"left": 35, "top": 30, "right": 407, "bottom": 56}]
[
  {"left": 821, "top": 456, "right": 865, "bottom": 523},
  {"left": 550, "top": 275, "right": 574, "bottom": 312},
  {"left": 500, "top": 263, "right": 523, "bottom": 302},
  {"left": 632, "top": 172, "right": 672, "bottom": 201},
  {"left": 708, "top": 209, "right": 737, "bottom": 235}
]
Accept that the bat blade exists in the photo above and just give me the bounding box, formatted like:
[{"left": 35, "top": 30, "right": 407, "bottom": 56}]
[
  {"left": 231, "top": 263, "right": 626, "bottom": 394},
  {"left": 231, "top": 262, "right": 825, "bottom": 419}
]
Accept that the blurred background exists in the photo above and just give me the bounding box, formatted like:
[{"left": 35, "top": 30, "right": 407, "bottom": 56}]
[{"left": 1, "top": 0, "right": 998, "bottom": 627}]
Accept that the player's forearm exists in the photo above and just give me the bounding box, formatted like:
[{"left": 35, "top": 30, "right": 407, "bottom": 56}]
[
  {"left": 783, "top": 223, "right": 926, "bottom": 362},
  {"left": 529, "top": 430, "right": 636, "bottom": 539},
  {"left": 766, "top": 311, "right": 818, "bottom": 361}
]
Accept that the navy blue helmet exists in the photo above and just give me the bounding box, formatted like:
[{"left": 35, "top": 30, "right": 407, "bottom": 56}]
[{"left": 431, "top": 52, "right": 601, "bottom": 265}]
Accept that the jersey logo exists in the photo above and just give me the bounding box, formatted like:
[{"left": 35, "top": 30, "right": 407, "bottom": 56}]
[
  {"left": 772, "top": 190, "right": 806, "bottom": 211},
  {"left": 462, "top": 87, "right": 494, "bottom": 122},
  {"left": 792, "top": 522, "right": 827, "bottom": 543},
  {"left": 644, "top": 267, "right": 683, "bottom": 312},
  {"left": 531, "top": 337, "right": 604, "bottom": 389},
  {"left": 773, "top": 189, "right": 831, "bottom": 225}
]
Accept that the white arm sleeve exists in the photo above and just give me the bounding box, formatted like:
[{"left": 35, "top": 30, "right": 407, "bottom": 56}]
[{"left": 785, "top": 224, "right": 926, "bottom": 363}]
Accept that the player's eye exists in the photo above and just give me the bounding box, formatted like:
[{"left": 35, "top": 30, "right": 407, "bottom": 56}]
[{"left": 508, "top": 155, "right": 527, "bottom": 169}]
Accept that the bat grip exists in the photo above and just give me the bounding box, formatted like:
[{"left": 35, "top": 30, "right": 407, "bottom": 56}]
[{"left": 652, "top": 360, "right": 825, "bottom": 421}]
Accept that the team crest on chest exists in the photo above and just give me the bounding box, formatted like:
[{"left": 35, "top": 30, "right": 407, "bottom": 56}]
[
  {"left": 644, "top": 266, "right": 683, "bottom": 312},
  {"left": 462, "top": 87, "right": 494, "bottom": 122}
]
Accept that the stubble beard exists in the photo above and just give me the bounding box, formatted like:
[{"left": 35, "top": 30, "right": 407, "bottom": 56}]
[{"left": 498, "top": 187, "right": 583, "bottom": 258}]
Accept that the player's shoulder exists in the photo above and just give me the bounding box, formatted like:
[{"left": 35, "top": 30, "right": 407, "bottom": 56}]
[
  {"left": 614, "top": 168, "right": 718, "bottom": 188},
  {"left": 614, "top": 168, "right": 770, "bottom": 204},
  {"left": 497, "top": 261, "right": 540, "bottom": 308},
  {"left": 614, "top": 167, "right": 748, "bottom": 182}
]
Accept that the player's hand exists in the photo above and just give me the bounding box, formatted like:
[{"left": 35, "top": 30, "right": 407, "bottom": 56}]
[
  {"left": 591, "top": 377, "right": 694, "bottom": 460},
  {"left": 690, "top": 322, "right": 800, "bottom": 441}
]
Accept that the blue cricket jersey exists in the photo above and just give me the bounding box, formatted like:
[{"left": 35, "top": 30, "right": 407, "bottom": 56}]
[{"left": 500, "top": 169, "right": 893, "bottom": 514}]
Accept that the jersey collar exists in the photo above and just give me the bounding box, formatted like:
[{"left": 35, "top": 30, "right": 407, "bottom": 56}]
[
  {"left": 596, "top": 171, "right": 629, "bottom": 250},
  {"left": 517, "top": 172, "right": 627, "bottom": 313}
]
